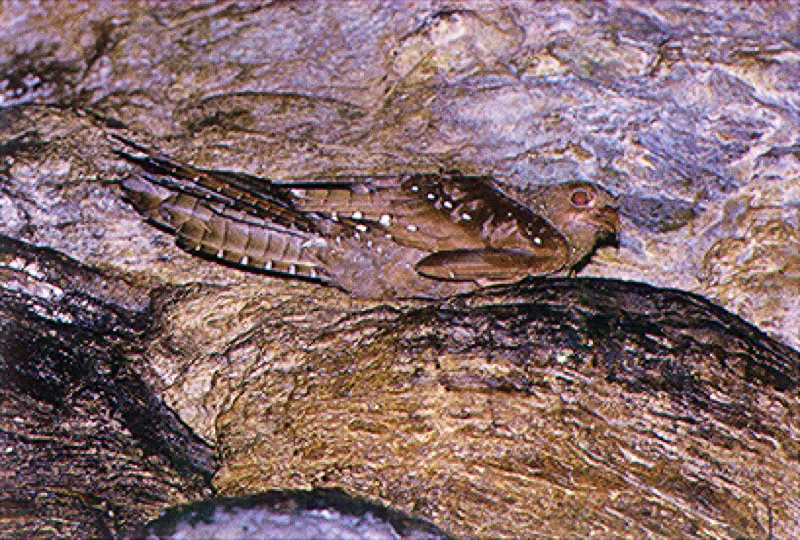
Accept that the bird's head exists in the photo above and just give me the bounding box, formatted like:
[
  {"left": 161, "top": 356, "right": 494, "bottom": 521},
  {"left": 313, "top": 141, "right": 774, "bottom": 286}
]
[{"left": 520, "top": 181, "right": 620, "bottom": 269}]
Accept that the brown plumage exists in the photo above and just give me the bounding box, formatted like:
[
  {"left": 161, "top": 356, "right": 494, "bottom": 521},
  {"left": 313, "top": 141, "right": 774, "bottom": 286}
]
[{"left": 116, "top": 139, "right": 619, "bottom": 299}]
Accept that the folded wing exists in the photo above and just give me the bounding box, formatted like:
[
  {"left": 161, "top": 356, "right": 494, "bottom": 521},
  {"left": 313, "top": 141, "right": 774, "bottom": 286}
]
[{"left": 287, "top": 171, "right": 571, "bottom": 280}]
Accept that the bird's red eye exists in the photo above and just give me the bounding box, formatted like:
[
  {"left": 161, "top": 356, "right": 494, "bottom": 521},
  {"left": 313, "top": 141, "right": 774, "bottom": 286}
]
[{"left": 571, "top": 189, "right": 592, "bottom": 207}]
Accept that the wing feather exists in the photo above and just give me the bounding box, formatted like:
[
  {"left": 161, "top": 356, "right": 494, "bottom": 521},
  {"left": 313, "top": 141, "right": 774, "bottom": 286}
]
[
  {"left": 288, "top": 171, "right": 570, "bottom": 270},
  {"left": 416, "top": 248, "right": 565, "bottom": 281}
]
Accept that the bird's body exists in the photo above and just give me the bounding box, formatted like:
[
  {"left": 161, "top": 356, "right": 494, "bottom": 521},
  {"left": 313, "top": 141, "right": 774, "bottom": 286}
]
[{"left": 118, "top": 140, "right": 619, "bottom": 299}]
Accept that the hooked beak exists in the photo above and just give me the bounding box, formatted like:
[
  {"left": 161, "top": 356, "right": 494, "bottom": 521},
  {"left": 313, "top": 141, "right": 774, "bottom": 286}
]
[{"left": 594, "top": 204, "right": 620, "bottom": 247}]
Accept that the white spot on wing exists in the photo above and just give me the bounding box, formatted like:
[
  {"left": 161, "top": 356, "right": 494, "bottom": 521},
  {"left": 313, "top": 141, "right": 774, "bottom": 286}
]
[
  {"left": 352, "top": 211, "right": 363, "bottom": 220},
  {"left": 461, "top": 213, "right": 471, "bottom": 221},
  {"left": 217, "top": 249, "right": 224, "bottom": 258},
  {"left": 410, "top": 185, "right": 419, "bottom": 192},
  {"left": 264, "top": 260, "right": 273, "bottom": 270},
  {"left": 356, "top": 224, "right": 368, "bottom": 232},
  {"left": 533, "top": 237, "right": 542, "bottom": 246},
  {"left": 406, "top": 224, "right": 418, "bottom": 232},
  {"left": 240, "top": 255, "right": 249, "bottom": 265},
  {"left": 427, "top": 193, "right": 436, "bottom": 200},
  {"left": 379, "top": 214, "right": 391, "bottom": 226},
  {"left": 443, "top": 201, "right": 453, "bottom": 209}
]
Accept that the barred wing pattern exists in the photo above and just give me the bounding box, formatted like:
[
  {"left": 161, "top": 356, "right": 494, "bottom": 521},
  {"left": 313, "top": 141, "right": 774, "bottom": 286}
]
[{"left": 120, "top": 169, "right": 330, "bottom": 282}]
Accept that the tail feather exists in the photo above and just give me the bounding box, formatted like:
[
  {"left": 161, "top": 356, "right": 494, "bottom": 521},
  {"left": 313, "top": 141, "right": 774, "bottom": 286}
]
[
  {"left": 113, "top": 134, "right": 315, "bottom": 232},
  {"left": 121, "top": 176, "right": 174, "bottom": 225},
  {"left": 121, "top": 173, "right": 329, "bottom": 282}
]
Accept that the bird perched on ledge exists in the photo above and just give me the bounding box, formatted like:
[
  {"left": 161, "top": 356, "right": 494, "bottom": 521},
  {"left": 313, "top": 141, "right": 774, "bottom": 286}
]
[{"left": 116, "top": 138, "right": 619, "bottom": 299}]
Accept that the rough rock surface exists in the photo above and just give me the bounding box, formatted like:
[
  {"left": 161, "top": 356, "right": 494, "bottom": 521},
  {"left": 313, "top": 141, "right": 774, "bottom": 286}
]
[
  {"left": 0, "top": 236, "right": 215, "bottom": 537},
  {"left": 1, "top": 1, "right": 799, "bottom": 538}
]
